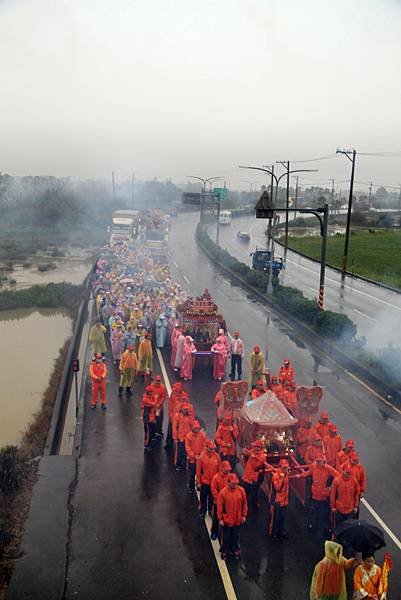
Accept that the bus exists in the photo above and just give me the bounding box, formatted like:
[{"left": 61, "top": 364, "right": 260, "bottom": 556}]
[
  {"left": 109, "top": 210, "right": 139, "bottom": 246},
  {"left": 219, "top": 210, "right": 232, "bottom": 225}
]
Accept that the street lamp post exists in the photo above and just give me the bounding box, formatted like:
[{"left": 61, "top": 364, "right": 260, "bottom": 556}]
[
  {"left": 336, "top": 148, "right": 357, "bottom": 279},
  {"left": 187, "top": 175, "right": 223, "bottom": 225}
]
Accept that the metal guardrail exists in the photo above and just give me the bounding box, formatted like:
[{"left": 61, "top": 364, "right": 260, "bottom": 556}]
[{"left": 43, "top": 261, "right": 98, "bottom": 456}]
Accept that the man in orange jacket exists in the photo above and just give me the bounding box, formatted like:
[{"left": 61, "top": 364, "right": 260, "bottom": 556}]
[
  {"left": 313, "top": 411, "right": 331, "bottom": 440},
  {"left": 250, "top": 379, "right": 266, "bottom": 400},
  {"left": 296, "top": 420, "right": 312, "bottom": 463},
  {"left": 196, "top": 439, "right": 221, "bottom": 519},
  {"left": 323, "top": 423, "right": 342, "bottom": 467},
  {"left": 241, "top": 439, "right": 266, "bottom": 514},
  {"left": 165, "top": 382, "right": 190, "bottom": 450},
  {"left": 304, "top": 433, "right": 325, "bottom": 465},
  {"left": 149, "top": 375, "right": 167, "bottom": 438},
  {"left": 330, "top": 465, "right": 360, "bottom": 525},
  {"left": 185, "top": 420, "right": 206, "bottom": 494},
  {"left": 215, "top": 415, "right": 239, "bottom": 470},
  {"left": 141, "top": 386, "right": 158, "bottom": 451},
  {"left": 303, "top": 456, "right": 338, "bottom": 534},
  {"left": 336, "top": 439, "right": 356, "bottom": 470},
  {"left": 90, "top": 354, "right": 107, "bottom": 410},
  {"left": 210, "top": 460, "right": 231, "bottom": 540},
  {"left": 269, "top": 459, "right": 290, "bottom": 540},
  {"left": 217, "top": 473, "right": 248, "bottom": 560},
  {"left": 347, "top": 451, "right": 366, "bottom": 518},
  {"left": 278, "top": 358, "right": 296, "bottom": 384},
  {"left": 173, "top": 402, "right": 194, "bottom": 470}
]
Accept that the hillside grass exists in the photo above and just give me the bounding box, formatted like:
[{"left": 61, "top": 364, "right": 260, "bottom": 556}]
[{"left": 283, "top": 230, "right": 401, "bottom": 289}]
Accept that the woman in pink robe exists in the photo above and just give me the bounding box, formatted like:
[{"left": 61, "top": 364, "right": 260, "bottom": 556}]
[
  {"left": 211, "top": 339, "right": 228, "bottom": 381},
  {"left": 173, "top": 333, "right": 186, "bottom": 371},
  {"left": 111, "top": 325, "right": 125, "bottom": 364},
  {"left": 170, "top": 325, "right": 182, "bottom": 368},
  {"left": 180, "top": 336, "right": 197, "bottom": 381}
]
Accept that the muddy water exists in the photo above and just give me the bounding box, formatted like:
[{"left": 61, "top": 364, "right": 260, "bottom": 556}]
[{"left": 0, "top": 308, "right": 72, "bottom": 446}]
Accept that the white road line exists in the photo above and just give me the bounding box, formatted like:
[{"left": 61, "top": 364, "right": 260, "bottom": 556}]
[
  {"left": 361, "top": 498, "right": 401, "bottom": 551},
  {"left": 183, "top": 275, "right": 191, "bottom": 284},
  {"left": 248, "top": 226, "right": 401, "bottom": 312},
  {"left": 309, "top": 287, "right": 318, "bottom": 293},
  {"left": 173, "top": 261, "right": 179, "bottom": 269},
  {"left": 353, "top": 308, "right": 378, "bottom": 322},
  {"left": 156, "top": 348, "right": 238, "bottom": 600}
]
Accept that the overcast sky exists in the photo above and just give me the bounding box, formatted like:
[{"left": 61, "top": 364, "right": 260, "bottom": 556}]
[{"left": 1, "top": 0, "right": 400, "bottom": 190}]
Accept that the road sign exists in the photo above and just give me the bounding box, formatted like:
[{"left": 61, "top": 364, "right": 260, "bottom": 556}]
[{"left": 213, "top": 187, "right": 228, "bottom": 199}]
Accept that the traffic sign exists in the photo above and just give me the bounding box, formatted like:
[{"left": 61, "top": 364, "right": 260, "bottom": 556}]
[{"left": 213, "top": 187, "right": 228, "bottom": 199}]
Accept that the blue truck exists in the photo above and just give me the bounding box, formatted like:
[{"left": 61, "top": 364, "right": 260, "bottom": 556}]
[{"left": 250, "top": 248, "right": 284, "bottom": 276}]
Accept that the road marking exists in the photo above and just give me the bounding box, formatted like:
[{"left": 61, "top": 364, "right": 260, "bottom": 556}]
[
  {"left": 309, "top": 287, "right": 318, "bottom": 293},
  {"left": 156, "top": 348, "right": 238, "bottom": 600},
  {"left": 361, "top": 498, "right": 401, "bottom": 551},
  {"left": 183, "top": 275, "right": 191, "bottom": 284},
  {"left": 353, "top": 308, "right": 378, "bottom": 322},
  {"left": 173, "top": 261, "right": 179, "bottom": 269},
  {"left": 248, "top": 224, "right": 401, "bottom": 312}
]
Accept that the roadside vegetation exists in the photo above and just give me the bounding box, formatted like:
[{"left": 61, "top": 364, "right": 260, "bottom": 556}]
[
  {"left": 197, "top": 224, "right": 401, "bottom": 393},
  {"left": 0, "top": 282, "right": 82, "bottom": 314},
  {"left": 281, "top": 229, "right": 401, "bottom": 290}
]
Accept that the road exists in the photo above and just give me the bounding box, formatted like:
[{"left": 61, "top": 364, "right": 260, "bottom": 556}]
[
  {"left": 214, "top": 214, "right": 401, "bottom": 351},
  {"left": 64, "top": 211, "right": 400, "bottom": 600}
]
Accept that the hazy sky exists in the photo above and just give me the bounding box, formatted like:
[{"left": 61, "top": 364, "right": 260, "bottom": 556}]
[{"left": 1, "top": 0, "right": 400, "bottom": 190}]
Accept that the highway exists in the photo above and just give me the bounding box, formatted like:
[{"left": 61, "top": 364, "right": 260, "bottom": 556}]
[
  {"left": 213, "top": 214, "right": 401, "bottom": 351},
  {"left": 62, "top": 211, "right": 400, "bottom": 600}
]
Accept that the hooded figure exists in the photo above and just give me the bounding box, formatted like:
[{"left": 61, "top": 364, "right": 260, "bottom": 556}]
[
  {"left": 310, "top": 540, "right": 356, "bottom": 600},
  {"left": 155, "top": 314, "right": 168, "bottom": 348},
  {"left": 248, "top": 346, "right": 265, "bottom": 387},
  {"left": 180, "top": 336, "right": 197, "bottom": 381}
]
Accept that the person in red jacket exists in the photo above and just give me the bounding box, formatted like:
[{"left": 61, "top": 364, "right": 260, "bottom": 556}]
[
  {"left": 335, "top": 439, "right": 356, "bottom": 470},
  {"left": 347, "top": 451, "right": 366, "bottom": 518},
  {"left": 280, "top": 383, "right": 297, "bottom": 415},
  {"left": 214, "top": 389, "right": 224, "bottom": 430},
  {"left": 149, "top": 375, "right": 167, "bottom": 438},
  {"left": 278, "top": 358, "right": 296, "bottom": 384},
  {"left": 250, "top": 379, "right": 266, "bottom": 400},
  {"left": 303, "top": 456, "right": 338, "bottom": 534},
  {"left": 217, "top": 473, "right": 248, "bottom": 560},
  {"left": 304, "top": 433, "right": 325, "bottom": 465},
  {"left": 296, "top": 420, "right": 312, "bottom": 462},
  {"left": 323, "top": 423, "right": 342, "bottom": 467},
  {"left": 241, "top": 439, "right": 266, "bottom": 514},
  {"left": 215, "top": 415, "right": 239, "bottom": 470},
  {"left": 210, "top": 460, "right": 231, "bottom": 540},
  {"left": 89, "top": 354, "right": 107, "bottom": 410},
  {"left": 313, "top": 411, "right": 331, "bottom": 440},
  {"left": 165, "top": 382, "right": 189, "bottom": 450},
  {"left": 141, "top": 386, "right": 158, "bottom": 451},
  {"left": 185, "top": 420, "right": 206, "bottom": 494},
  {"left": 196, "top": 439, "right": 221, "bottom": 519},
  {"left": 173, "top": 403, "right": 194, "bottom": 470},
  {"left": 269, "top": 459, "right": 290, "bottom": 540},
  {"left": 330, "top": 465, "right": 360, "bottom": 526}
]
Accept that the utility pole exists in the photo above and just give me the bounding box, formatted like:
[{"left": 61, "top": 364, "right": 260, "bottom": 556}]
[
  {"left": 330, "top": 179, "right": 335, "bottom": 214},
  {"left": 112, "top": 171, "right": 116, "bottom": 202},
  {"left": 318, "top": 204, "right": 329, "bottom": 309},
  {"left": 131, "top": 173, "right": 135, "bottom": 209},
  {"left": 398, "top": 184, "right": 401, "bottom": 211},
  {"left": 336, "top": 149, "right": 357, "bottom": 279},
  {"left": 276, "top": 160, "right": 291, "bottom": 255}
]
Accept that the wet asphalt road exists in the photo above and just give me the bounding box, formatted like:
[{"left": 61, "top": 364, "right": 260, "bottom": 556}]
[
  {"left": 64, "top": 212, "right": 400, "bottom": 600},
  {"left": 214, "top": 214, "right": 401, "bottom": 351}
]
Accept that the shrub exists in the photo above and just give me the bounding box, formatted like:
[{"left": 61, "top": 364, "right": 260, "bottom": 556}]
[
  {"left": 37, "top": 262, "right": 56, "bottom": 272},
  {"left": 0, "top": 446, "right": 24, "bottom": 496},
  {"left": 314, "top": 310, "right": 356, "bottom": 341}
]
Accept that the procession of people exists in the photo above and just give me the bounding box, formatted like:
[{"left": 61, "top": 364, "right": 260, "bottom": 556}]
[{"left": 86, "top": 236, "right": 390, "bottom": 595}]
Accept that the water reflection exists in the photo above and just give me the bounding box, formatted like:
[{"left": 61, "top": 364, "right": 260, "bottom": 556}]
[{"left": 0, "top": 308, "right": 72, "bottom": 446}]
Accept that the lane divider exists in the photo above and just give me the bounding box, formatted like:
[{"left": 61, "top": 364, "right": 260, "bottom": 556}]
[{"left": 156, "top": 348, "right": 238, "bottom": 600}]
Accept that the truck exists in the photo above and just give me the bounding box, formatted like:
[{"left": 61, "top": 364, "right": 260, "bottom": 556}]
[
  {"left": 219, "top": 210, "right": 232, "bottom": 225},
  {"left": 109, "top": 210, "right": 139, "bottom": 246},
  {"left": 144, "top": 228, "right": 168, "bottom": 263},
  {"left": 250, "top": 248, "right": 284, "bottom": 276}
]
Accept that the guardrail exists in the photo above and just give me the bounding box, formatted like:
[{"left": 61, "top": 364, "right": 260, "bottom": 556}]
[{"left": 43, "top": 261, "right": 98, "bottom": 456}]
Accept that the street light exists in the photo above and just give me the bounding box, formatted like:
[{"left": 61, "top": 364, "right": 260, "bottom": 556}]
[
  {"left": 241, "top": 180, "right": 261, "bottom": 193},
  {"left": 187, "top": 175, "right": 223, "bottom": 223},
  {"left": 336, "top": 148, "right": 357, "bottom": 279}
]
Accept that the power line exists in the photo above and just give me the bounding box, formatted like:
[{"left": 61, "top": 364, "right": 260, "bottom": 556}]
[{"left": 290, "top": 153, "right": 338, "bottom": 164}]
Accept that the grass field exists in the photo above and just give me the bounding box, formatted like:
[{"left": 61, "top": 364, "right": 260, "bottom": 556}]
[{"left": 283, "top": 229, "right": 401, "bottom": 290}]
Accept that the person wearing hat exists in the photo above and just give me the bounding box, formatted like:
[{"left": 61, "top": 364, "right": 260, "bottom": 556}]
[
  {"left": 141, "top": 386, "right": 158, "bottom": 451},
  {"left": 250, "top": 379, "right": 267, "bottom": 400},
  {"left": 302, "top": 455, "right": 339, "bottom": 535},
  {"left": 313, "top": 411, "right": 331, "bottom": 440},
  {"left": 210, "top": 461, "right": 232, "bottom": 540},
  {"left": 310, "top": 540, "right": 357, "bottom": 600},
  {"left": 330, "top": 464, "right": 360, "bottom": 526},
  {"left": 180, "top": 336, "right": 197, "bottom": 381},
  {"left": 173, "top": 403, "right": 194, "bottom": 470},
  {"left": 89, "top": 320, "right": 107, "bottom": 356},
  {"left": 296, "top": 420, "right": 313, "bottom": 463},
  {"left": 335, "top": 439, "right": 356, "bottom": 471},
  {"left": 305, "top": 433, "right": 325, "bottom": 465},
  {"left": 241, "top": 439, "right": 267, "bottom": 514},
  {"left": 123, "top": 323, "right": 136, "bottom": 350},
  {"left": 165, "top": 382, "right": 190, "bottom": 450},
  {"left": 211, "top": 337, "right": 228, "bottom": 381},
  {"left": 269, "top": 459, "right": 291, "bottom": 540},
  {"left": 215, "top": 415, "right": 239, "bottom": 470},
  {"left": 138, "top": 332, "right": 153, "bottom": 380},
  {"left": 278, "top": 358, "right": 296, "bottom": 385},
  {"left": 155, "top": 313, "right": 168, "bottom": 349},
  {"left": 217, "top": 473, "right": 248, "bottom": 560},
  {"left": 229, "top": 331, "right": 244, "bottom": 381},
  {"left": 196, "top": 440, "right": 221, "bottom": 519},
  {"left": 149, "top": 375, "right": 167, "bottom": 437},
  {"left": 89, "top": 353, "right": 108, "bottom": 410},
  {"left": 323, "top": 424, "right": 342, "bottom": 467},
  {"left": 346, "top": 451, "right": 366, "bottom": 518},
  {"left": 248, "top": 346, "right": 266, "bottom": 388},
  {"left": 118, "top": 344, "right": 138, "bottom": 396},
  {"left": 111, "top": 322, "right": 125, "bottom": 365},
  {"left": 185, "top": 420, "right": 207, "bottom": 493}
]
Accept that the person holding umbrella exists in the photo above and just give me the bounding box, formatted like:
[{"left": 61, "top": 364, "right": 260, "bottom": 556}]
[{"left": 310, "top": 540, "right": 358, "bottom": 600}]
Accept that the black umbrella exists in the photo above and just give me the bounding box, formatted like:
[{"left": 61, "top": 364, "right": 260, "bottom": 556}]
[{"left": 335, "top": 519, "right": 386, "bottom": 553}]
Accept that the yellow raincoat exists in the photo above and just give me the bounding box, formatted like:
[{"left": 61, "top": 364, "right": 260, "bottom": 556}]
[{"left": 310, "top": 541, "right": 355, "bottom": 600}]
